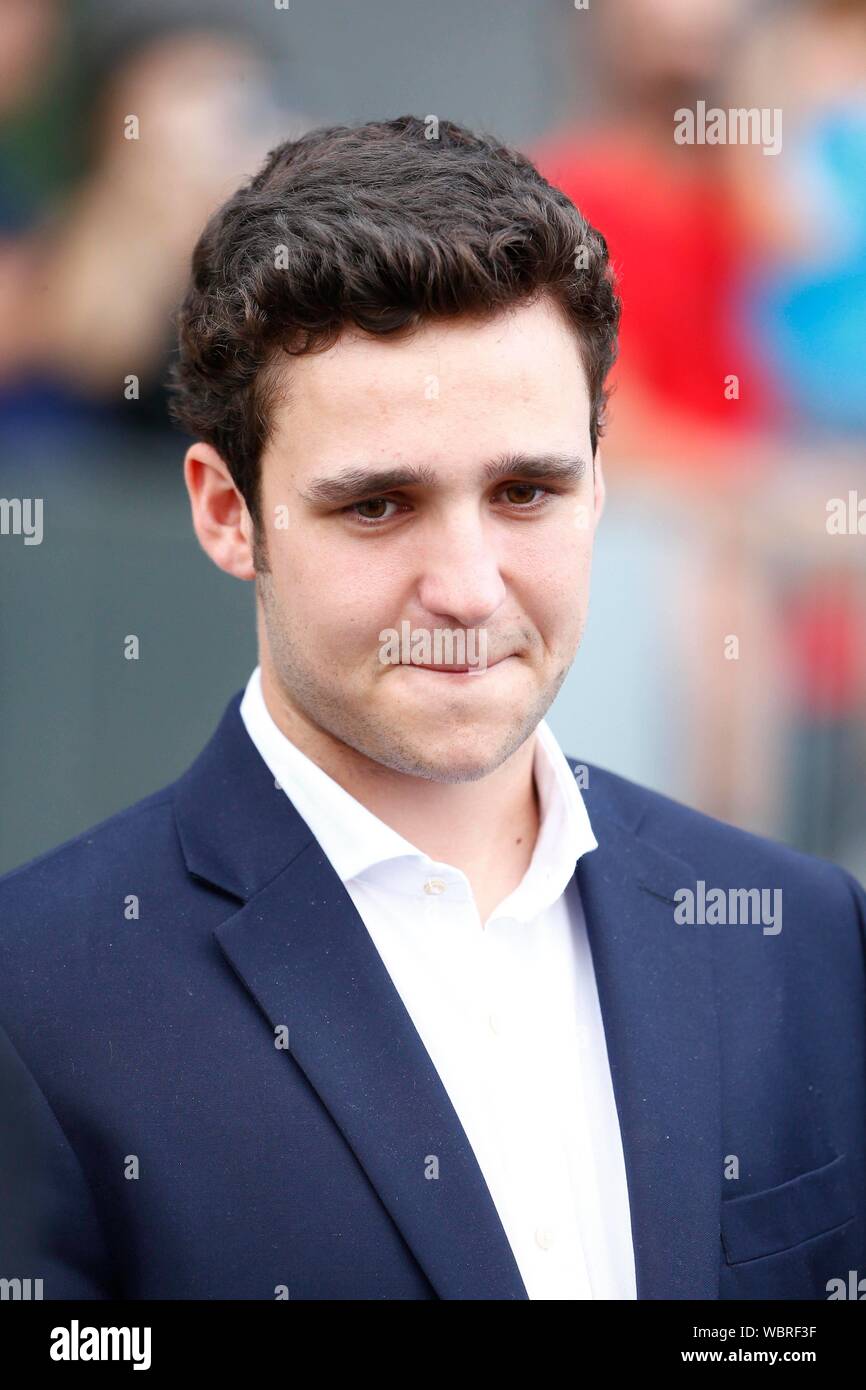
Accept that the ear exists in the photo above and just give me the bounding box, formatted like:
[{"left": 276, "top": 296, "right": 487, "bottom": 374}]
[
  {"left": 592, "top": 447, "right": 606, "bottom": 525},
  {"left": 184, "top": 442, "right": 256, "bottom": 581}
]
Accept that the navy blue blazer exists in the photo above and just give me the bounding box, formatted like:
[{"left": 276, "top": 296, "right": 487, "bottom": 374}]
[{"left": 0, "top": 692, "right": 864, "bottom": 1300}]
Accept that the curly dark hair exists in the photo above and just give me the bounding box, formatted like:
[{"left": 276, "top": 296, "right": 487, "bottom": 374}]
[{"left": 166, "top": 114, "right": 620, "bottom": 531}]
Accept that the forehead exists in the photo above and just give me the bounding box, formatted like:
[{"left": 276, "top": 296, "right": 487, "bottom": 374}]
[{"left": 262, "top": 297, "right": 591, "bottom": 473}]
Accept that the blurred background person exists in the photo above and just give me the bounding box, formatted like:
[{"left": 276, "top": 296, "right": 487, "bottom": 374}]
[
  {"left": 733, "top": 0, "right": 866, "bottom": 438},
  {"left": 532, "top": 0, "right": 782, "bottom": 480},
  {"left": 729, "top": 0, "right": 866, "bottom": 871},
  {"left": 0, "top": 6, "right": 306, "bottom": 443}
]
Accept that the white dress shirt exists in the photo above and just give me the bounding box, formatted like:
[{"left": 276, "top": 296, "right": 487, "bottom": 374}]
[{"left": 240, "top": 666, "right": 637, "bottom": 1300}]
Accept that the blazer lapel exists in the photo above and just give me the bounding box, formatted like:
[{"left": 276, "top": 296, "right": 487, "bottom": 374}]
[
  {"left": 174, "top": 695, "right": 528, "bottom": 1300},
  {"left": 576, "top": 771, "right": 722, "bottom": 1299}
]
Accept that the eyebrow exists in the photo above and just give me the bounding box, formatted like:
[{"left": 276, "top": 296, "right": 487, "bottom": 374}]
[{"left": 298, "top": 451, "right": 588, "bottom": 506}]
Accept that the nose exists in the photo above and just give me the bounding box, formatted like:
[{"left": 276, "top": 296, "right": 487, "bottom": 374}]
[{"left": 414, "top": 506, "right": 507, "bottom": 628}]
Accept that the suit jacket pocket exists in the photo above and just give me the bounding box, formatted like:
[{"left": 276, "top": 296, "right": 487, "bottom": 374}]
[{"left": 721, "top": 1154, "right": 854, "bottom": 1265}]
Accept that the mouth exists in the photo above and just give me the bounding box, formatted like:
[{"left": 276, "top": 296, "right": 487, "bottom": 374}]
[{"left": 402, "top": 654, "right": 512, "bottom": 676}]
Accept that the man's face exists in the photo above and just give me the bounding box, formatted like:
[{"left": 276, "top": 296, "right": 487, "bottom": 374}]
[{"left": 255, "top": 295, "right": 602, "bottom": 783}]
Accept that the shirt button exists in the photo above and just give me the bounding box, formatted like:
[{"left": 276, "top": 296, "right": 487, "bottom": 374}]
[
  {"left": 535, "top": 1225, "right": 555, "bottom": 1251},
  {"left": 423, "top": 877, "right": 447, "bottom": 895}
]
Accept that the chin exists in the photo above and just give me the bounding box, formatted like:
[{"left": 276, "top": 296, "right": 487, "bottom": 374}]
[{"left": 383, "top": 722, "right": 529, "bottom": 784}]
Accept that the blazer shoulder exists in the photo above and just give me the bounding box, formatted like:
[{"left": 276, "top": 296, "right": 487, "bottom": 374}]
[
  {"left": 574, "top": 756, "right": 864, "bottom": 906},
  {"left": 0, "top": 782, "right": 180, "bottom": 918}
]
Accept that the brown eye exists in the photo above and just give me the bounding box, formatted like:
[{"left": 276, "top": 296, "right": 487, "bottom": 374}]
[
  {"left": 354, "top": 498, "right": 390, "bottom": 519},
  {"left": 503, "top": 484, "right": 542, "bottom": 505}
]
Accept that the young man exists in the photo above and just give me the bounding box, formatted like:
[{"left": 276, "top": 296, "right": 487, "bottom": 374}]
[{"left": 0, "top": 116, "right": 863, "bottom": 1301}]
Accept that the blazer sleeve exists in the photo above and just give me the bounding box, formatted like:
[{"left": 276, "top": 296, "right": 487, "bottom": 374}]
[{"left": 0, "top": 1021, "right": 116, "bottom": 1299}]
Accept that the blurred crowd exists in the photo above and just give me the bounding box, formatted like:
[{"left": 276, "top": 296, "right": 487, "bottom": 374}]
[
  {"left": 532, "top": 0, "right": 866, "bottom": 873},
  {"left": 1, "top": 0, "right": 864, "bottom": 873}
]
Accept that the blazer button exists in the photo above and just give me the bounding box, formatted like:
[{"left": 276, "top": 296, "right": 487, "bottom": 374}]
[{"left": 535, "top": 1225, "right": 555, "bottom": 1251}]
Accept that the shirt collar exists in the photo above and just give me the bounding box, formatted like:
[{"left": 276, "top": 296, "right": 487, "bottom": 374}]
[
  {"left": 499, "top": 714, "right": 597, "bottom": 922},
  {"left": 240, "top": 666, "right": 418, "bottom": 881},
  {"left": 239, "top": 666, "right": 597, "bottom": 922}
]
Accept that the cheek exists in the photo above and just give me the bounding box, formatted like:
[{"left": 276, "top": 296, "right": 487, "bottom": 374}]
[
  {"left": 279, "top": 539, "right": 401, "bottom": 655},
  {"left": 522, "top": 524, "right": 594, "bottom": 594},
  {"left": 520, "top": 533, "right": 594, "bottom": 640}
]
